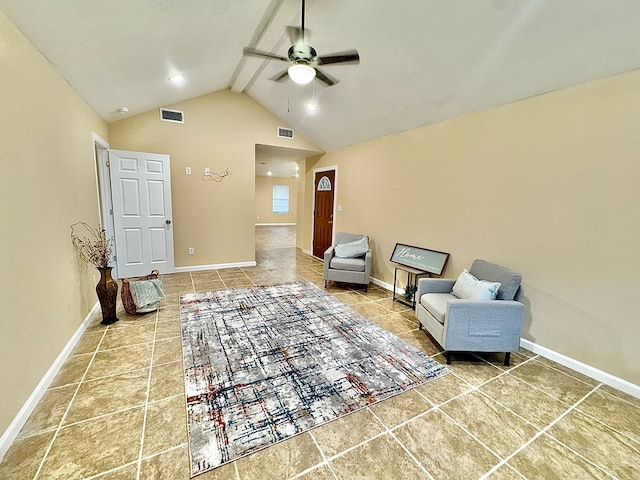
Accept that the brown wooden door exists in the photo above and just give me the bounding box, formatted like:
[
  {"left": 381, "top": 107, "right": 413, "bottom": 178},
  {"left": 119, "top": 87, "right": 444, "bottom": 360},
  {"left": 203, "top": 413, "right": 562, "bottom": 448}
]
[{"left": 313, "top": 170, "right": 335, "bottom": 258}]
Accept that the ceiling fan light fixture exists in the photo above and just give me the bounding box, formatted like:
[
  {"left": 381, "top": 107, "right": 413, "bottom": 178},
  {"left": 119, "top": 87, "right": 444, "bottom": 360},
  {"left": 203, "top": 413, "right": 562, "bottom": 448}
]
[{"left": 288, "top": 64, "right": 315, "bottom": 84}]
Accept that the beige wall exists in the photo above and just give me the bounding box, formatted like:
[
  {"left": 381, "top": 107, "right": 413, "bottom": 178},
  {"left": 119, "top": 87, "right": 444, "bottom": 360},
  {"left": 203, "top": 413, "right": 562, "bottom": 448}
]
[
  {"left": 108, "top": 90, "right": 319, "bottom": 268},
  {"left": 0, "top": 11, "right": 108, "bottom": 433},
  {"left": 306, "top": 69, "right": 640, "bottom": 385},
  {"left": 255, "top": 176, "right": 298, "bottom": 224},
  {"left": 299, "top": 155, "right": 322, "bottom": 250}
]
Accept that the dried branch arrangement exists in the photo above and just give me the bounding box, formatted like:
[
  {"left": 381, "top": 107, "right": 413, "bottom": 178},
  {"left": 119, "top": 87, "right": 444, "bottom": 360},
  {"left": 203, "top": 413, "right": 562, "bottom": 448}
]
[
  {"left": 203, "top": 168, "right": 231, "bottom": 183},
  {"left": 71, "top": 222, "right": 113, "bottom": 268}
]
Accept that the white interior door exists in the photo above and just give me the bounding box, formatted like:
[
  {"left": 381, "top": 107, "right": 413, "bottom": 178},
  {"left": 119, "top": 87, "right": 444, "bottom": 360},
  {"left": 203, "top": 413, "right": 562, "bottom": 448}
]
[{"left": 108, "top": 149, "right": 175, "bottom": 278}]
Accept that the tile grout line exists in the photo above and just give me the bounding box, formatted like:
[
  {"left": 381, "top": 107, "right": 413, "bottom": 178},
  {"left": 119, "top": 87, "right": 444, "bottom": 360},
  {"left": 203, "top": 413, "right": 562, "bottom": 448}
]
[
  {"left": 498, "top": 357, "right": 636, "bottom": 432},
  {"left": 135, "top": 309, "right": 160, "bottom": 480},
  {"left": 52, "top": 403, "right": 147, "bottom": 431},
  {"left": 532, "top": 357, "right": 604, "bottom": 389},
  {"left": 393, "top": 376, "right": 526, "bottom": 476},
  {"left": 233, "top": 460, "right": 241, "bottom": 480},
  {"left": 366, "top": 406, "right": 436, "bottom": 480},
  {"left": 288, "top": 431, "right": 340, "bottom": 480},
  {"left": 537, "top": 432, "right": 619, "bottom": 480},
  {"left": 83, "top": 459, "right": 139, "bottom": 479},
  {"left": 478, "top": 383, "right": 618, "bottom": 480},
  {"left": 572, "top": 385, "right": 640, "bottom": 447},
  {"left": 410, "top": 354, "right": 619, "bottom": 478},
  {"left": 32, "top": 326, "right": 110, "bottom": 480},
  {"left": 321, "top": 430, "right": 388, "bottom": 463}
]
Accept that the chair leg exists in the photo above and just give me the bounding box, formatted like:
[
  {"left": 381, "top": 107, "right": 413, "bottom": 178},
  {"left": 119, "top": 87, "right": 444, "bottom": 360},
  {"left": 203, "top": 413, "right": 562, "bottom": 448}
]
[
  {"left": 324, "top": 280, "right": 327, "bottom": 288},
  {"left": 504, "top": 352, "right": 511, "bottom": 367},
  {"left": 445, "top": 351, "right": 451, "bottom": 365},
  {"left": 418, "top": 323, "right": 422, "bottom": 330}
]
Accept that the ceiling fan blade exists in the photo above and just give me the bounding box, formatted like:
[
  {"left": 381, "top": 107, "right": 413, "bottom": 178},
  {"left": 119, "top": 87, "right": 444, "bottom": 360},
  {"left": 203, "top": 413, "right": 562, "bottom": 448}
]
[
  {"left": 269, "top": 69, "right": 290, "bottom": 82},
  {"left": 316, "top": 49, "right": 360, "bottom": 66},
  {"left": 314, "top": 68, "right": 338, "bottom": 87},
  {"left": 243, "top": 47, "right": 288, "bottom": 62}
]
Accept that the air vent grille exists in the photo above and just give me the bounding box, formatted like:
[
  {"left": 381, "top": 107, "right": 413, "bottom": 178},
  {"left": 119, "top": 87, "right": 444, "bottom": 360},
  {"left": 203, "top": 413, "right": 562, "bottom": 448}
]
[
  {"left": 277, "top": 127, "right": 294, "bottom": 139},
  {"left": 160, "top": 108, "right": 184, "bottom": 123}
]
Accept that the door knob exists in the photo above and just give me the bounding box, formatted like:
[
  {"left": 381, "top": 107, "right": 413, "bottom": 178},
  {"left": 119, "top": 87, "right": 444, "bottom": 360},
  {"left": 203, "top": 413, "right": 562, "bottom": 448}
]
[{"left": 166, "top": 219, "right": 172, "bottom": 225}]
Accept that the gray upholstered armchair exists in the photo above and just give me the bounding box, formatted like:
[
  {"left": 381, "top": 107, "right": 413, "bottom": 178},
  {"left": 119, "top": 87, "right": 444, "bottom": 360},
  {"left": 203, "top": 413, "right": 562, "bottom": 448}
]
[
  {"left": 324, "top": 232, "right": 372, "bottom": 291},
  {"left": 416, "top": 259, "right": 524, "bottom": 366}
]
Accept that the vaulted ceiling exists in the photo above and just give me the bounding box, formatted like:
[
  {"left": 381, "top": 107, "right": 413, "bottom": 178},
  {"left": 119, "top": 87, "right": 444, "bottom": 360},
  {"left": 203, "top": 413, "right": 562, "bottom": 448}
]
[{"left": 3, "top": 0, "right": 640, "bottom": 155}]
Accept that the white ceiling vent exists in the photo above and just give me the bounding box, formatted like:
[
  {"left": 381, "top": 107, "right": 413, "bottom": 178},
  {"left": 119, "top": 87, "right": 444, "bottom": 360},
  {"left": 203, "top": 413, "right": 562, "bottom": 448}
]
[
  {"left": 160, "top": 108, "right": 184, "bottom": 123},
  {"left": 277, "top": 127, "right": 294, "bottom": 139}
]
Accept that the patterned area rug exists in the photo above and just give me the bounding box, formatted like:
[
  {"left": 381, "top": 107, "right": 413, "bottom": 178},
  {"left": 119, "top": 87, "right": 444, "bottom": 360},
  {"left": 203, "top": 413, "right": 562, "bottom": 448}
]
[{"left": 180, "top": 281, "right": 449, "bottom": 477}]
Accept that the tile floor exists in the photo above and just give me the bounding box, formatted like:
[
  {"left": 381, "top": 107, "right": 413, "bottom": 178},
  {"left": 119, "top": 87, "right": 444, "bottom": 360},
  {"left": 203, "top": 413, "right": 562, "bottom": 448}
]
[{"left": 1, "top": 225, "right": 639, "bottom": 479}]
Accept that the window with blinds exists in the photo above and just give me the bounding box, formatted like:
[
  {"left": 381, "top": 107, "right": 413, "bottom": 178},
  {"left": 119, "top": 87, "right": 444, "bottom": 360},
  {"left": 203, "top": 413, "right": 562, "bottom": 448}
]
[{"left": 272, "top": 185, "right": 289, "bottom": 214}]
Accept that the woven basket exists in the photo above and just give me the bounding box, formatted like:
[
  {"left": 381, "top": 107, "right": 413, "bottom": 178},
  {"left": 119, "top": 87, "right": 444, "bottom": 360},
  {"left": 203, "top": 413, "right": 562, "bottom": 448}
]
[{"left": 121, "top": 270, "right": 160, "bottom": 314}]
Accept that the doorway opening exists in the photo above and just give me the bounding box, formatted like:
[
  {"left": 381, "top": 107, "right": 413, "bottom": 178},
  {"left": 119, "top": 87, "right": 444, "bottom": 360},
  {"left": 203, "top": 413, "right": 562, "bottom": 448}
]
[{"left": 254, "top": 144, "right": 318, "bottom": 262}]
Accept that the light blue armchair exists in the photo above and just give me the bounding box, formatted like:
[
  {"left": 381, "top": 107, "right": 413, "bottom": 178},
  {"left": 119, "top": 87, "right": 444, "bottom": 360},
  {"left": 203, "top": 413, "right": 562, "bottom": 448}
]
[
  {"left": 324, "top": 232, "right": 372, "bottom": 291},
  {"left": 415, "top": 259, "right": 524, "bottom": 366}
]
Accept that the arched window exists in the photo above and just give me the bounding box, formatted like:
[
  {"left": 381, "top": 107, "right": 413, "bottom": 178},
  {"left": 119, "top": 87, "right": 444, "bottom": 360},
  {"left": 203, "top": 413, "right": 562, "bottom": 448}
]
[{"left": 317, "top": 176, "right": 331, "bottom": 191}]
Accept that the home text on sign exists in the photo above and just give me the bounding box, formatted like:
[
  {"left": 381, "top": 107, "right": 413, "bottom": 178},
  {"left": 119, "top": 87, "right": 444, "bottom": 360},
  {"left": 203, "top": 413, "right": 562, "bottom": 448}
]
[{"left": 389, "top": 243, "right": 450, "bottom": 275}]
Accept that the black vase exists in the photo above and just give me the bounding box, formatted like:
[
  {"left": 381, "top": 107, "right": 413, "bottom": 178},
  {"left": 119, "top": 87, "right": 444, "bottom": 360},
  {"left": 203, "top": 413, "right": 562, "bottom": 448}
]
[{"left": 96, "top": 267, "right": 119, "bottom": 325}]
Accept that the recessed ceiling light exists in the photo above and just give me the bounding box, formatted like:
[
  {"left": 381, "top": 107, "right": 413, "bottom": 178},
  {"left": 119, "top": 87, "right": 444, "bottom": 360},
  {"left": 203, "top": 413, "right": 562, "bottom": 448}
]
[
  {"left": 118, "top": 107, "right": 129, "bottom": 115},
  {"left": 168, "top": 73, "right": 185, "bottom": 84},
  {"left": 267, "top": 171, "right": 272, "bottom": 176},
  {"left": 305, "top": 97, "right": 319, "bottom": 113}
]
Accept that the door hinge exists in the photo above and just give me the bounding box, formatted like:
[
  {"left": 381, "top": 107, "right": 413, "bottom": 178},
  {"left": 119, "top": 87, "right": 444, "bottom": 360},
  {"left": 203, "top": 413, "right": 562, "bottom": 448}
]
[
  {"left": 109, "top": 209, "right": 113, "bottom": 216},
  {"left": 106, "top": 159, "right": 110, "bottom": 167},
  {"left": 113, "top": 255, "right": 117, "bottom": 262}
]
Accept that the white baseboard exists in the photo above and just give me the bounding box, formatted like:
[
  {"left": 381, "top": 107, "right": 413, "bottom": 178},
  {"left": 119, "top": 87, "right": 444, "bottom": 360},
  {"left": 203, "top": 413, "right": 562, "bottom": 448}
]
[
  {"left": 0, "top": 302, "right": 100, "bottom": 461},
  {"left": 298, "top": 251, "right": 397, "bottom": 293},
  {"left": 372, "top": 276, "right": 395, "bottom": 293},
  {"left": 174, "top": 261, "right": 256, "bottom": 273},
  {"left": 364, "top": 273, "right": 640, "bottom": 399},
  {"left": 255, "top": 223, "right": 296, "bottom": 226},
  {"left": 520, "top": 339, "right": 640, "bottom": 399}
]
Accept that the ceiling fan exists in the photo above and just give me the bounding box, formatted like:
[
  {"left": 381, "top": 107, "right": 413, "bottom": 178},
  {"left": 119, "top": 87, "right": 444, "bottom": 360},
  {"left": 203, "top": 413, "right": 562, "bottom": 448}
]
[{"left": 243, "top": 0, "right": 360, "bottom": 86}]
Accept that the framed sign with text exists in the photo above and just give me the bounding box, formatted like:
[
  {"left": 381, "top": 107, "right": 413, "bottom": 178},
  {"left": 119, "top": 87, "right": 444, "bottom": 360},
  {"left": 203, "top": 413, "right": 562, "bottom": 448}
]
[{"left": 389, "top": 243, "right": 450, "bottom": 275}]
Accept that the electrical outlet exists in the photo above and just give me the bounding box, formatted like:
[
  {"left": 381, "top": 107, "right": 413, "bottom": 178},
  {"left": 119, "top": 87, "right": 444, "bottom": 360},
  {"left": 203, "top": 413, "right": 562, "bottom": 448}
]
[
  {"left": 185, "top": 166, "right": 191, "bottom": 175},
  {"left": 188, "top": 247, "right": 194, "bottom": 255},
  {"left": 204, "top": 167, "right": 210, "bottom": 175}
]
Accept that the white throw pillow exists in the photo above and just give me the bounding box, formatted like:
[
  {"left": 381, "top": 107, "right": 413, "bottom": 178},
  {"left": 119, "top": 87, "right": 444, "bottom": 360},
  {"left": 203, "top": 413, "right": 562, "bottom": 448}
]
[
  {"left": 451, "top": 269, "right": 501, "bottom": 300},
  {"left": 335, "top": 236, "right": 369, "bottom": 258}
]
